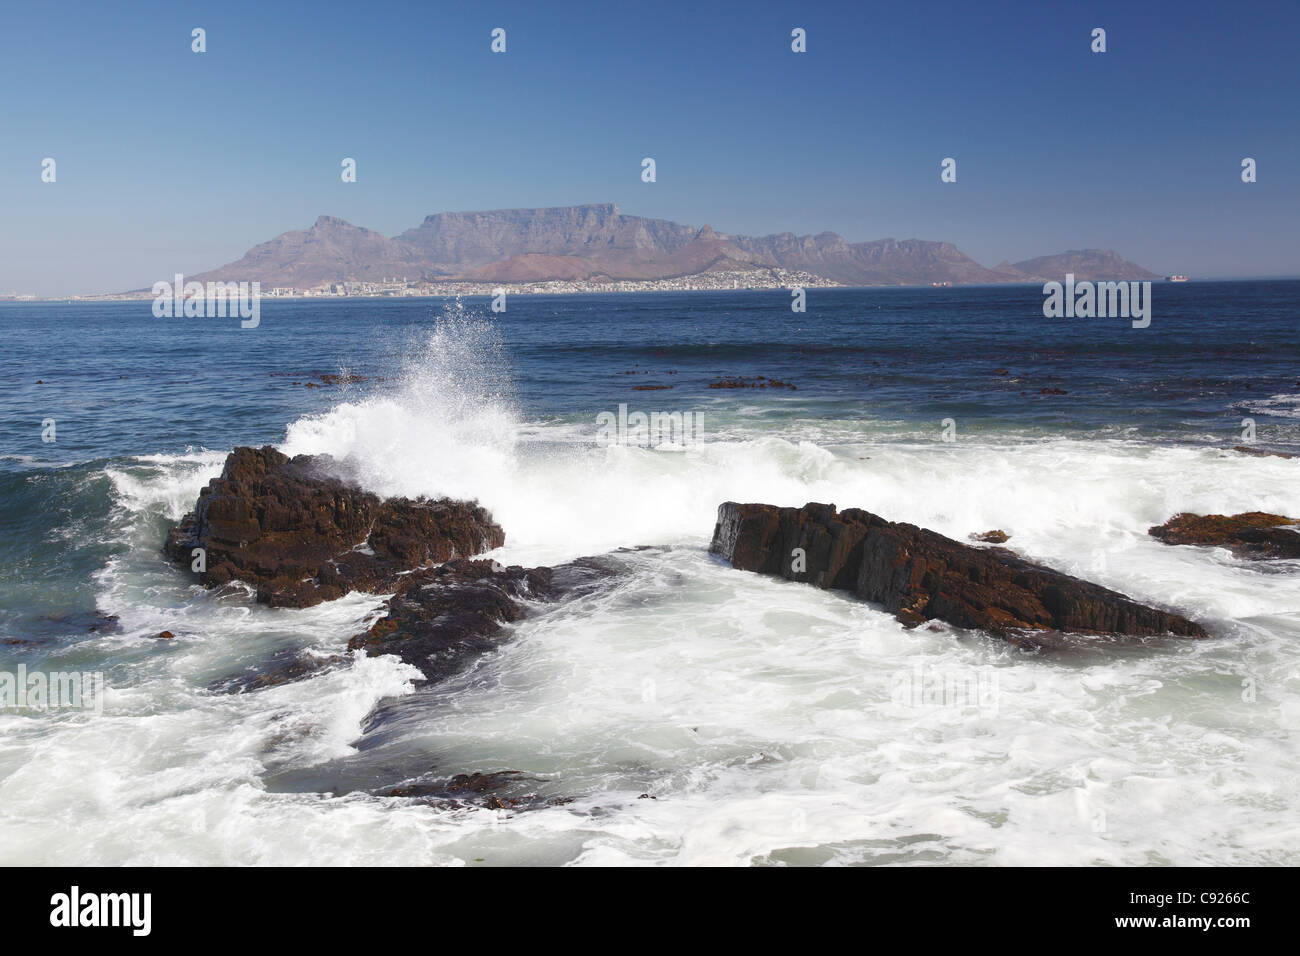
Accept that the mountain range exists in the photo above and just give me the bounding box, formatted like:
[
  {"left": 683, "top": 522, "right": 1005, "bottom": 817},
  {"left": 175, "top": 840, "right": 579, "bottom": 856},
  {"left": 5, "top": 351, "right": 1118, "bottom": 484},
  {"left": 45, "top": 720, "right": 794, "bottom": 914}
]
[{"left": 188, "top": 203, "right": 1159, "bottom": 288}]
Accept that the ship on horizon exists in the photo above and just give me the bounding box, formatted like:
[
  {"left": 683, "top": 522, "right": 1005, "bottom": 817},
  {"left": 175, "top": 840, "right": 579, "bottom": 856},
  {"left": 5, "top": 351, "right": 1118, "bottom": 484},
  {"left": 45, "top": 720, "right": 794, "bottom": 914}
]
[{"left": 1166, "top": 275, "right": 1190, "bottom": 282}]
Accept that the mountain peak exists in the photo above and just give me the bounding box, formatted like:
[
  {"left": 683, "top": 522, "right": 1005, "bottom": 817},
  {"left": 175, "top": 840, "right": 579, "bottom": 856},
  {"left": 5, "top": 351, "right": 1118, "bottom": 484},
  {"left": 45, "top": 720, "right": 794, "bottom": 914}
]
[
  {"left": 1012, "top": 249, "right": 1158, "bottom": 280},
  {"left": 313, "top": 215, "right": 355, "bottom": 230}
]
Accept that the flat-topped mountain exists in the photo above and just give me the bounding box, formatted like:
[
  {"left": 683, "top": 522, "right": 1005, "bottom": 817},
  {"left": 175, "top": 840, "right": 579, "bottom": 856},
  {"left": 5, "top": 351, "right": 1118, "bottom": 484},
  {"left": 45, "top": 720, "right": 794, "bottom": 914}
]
[
  {"left": 189, "top": 203, "right": 1157, "bottom": 289},
  {"left": 397, "top": 203, "right": 698, "bottom": 272}
]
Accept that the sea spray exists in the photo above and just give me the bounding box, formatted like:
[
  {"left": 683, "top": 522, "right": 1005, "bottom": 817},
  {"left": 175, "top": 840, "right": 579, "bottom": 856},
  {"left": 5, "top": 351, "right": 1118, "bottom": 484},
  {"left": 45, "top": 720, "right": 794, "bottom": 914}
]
[{"left": 280, "top": 300, "right": 520, "bottom": 503}]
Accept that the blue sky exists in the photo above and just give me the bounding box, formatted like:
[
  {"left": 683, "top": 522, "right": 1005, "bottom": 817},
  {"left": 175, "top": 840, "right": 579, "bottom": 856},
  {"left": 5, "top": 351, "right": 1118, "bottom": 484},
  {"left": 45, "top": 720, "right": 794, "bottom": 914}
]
[{"left": 2, "top": 0, "right": 1297, "bottom": 295}]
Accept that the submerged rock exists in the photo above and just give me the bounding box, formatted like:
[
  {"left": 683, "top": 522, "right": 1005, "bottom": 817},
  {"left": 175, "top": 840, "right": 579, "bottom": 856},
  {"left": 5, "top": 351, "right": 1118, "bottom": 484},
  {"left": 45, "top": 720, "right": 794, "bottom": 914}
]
[
  {"left": 212, "top": 649, "right": 344, "bottom": 694},
  {"left": 1148, "top": 512, "right": 1300, "bottom": 560},
  {"left": 377, "top": 770, "right": 567, "bottom": 810},
  {"left": 1232, "top": 445, "right": 1296, "bottom": 460},
  {"left": 349, "top": 559, "right": 551, "bottom": 682},
  {"left": 710, "top": 502, "right": 1207, "bottom": 639},
  {"left": 707, "top": 375, "right": 797, "bottom": 390},
  {"left": 970, "top": 529, "right": 1010, "bottom": 544},
  {"left": 349, "top": 555, "right": 623, "bottom": 682},
  {"left": 165, "top": 446, "right": 504, "bottom": 607}
]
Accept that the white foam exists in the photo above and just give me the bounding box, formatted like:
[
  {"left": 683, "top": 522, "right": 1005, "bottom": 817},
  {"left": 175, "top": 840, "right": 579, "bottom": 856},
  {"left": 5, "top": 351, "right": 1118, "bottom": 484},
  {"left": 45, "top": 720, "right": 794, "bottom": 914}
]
[
  {"left": 1239, "top": 392, "right": 1300, "bottom": 419},
  {"left": 5, "top": 313, "right": 1298, "bottom": 865}
]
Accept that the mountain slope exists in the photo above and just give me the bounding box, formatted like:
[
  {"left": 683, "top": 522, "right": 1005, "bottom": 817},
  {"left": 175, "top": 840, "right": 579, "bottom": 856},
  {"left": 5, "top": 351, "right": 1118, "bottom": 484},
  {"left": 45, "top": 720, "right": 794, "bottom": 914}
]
[
  {"left": 185, "top": 204, "right": 1158, "bottom": 288},
  {"left": 728, "top": 232, "right": 1008, "bottom": 285},
  {"left": 194, "top": 216, "right": 421, "bottom": 288},
  {"left": 1009, "top": 249, "right": 1160, "bottom": 281}
]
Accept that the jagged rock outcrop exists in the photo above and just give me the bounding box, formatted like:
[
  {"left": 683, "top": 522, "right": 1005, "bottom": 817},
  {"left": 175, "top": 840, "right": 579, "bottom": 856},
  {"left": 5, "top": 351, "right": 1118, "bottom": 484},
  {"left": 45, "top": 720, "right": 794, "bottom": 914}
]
[
  {"left": 710, "top": 502, "right": 1207, "bottom": 639},
  {"left": 1149, "top": 512, "right": 1300, "bottom": 559},
  {"left": 165, "top": 446, "right": 504, "bottom": 607}
]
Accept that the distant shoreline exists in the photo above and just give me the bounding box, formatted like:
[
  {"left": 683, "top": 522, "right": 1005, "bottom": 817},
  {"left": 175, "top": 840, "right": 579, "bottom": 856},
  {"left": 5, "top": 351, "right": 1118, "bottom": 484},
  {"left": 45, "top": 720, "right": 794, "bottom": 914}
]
[{"left": 7, "top": 274, "right": 1300, "bottom": 304}]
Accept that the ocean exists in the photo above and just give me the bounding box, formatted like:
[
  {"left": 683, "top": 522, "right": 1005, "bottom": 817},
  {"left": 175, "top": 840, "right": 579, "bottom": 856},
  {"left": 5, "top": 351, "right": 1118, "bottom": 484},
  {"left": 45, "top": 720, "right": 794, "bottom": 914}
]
[{"left": 1, "top": 282, "right": 1297, "bottom": 865}]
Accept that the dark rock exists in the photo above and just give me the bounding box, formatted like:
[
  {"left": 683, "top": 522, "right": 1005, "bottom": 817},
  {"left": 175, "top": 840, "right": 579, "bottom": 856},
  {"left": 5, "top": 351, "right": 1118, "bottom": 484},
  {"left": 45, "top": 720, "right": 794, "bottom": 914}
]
[
  {"left": 1148, "top": 512, "right": 1300, "bottom": 559},
  {"left": 165, "top": 446, "right": 504, "bottom": 608},
  {"left": 317, "top": 373, "right": 366, "bottom": 386},
  {"left": 970, "top": 530, "right": 1010, "bottom": 544},
  {"left": 708, "top": 376, "right": 797, "bottom": 390},
  {"left": 155, "top": 630, "right": 175, "bottom": 640},
  {"left": 349, "top": 555, "right": 623, "bottom": 682},
  {"left": 378, "top": 771, "right": 567, "bottom": 810},
  {"left": 710, "top": 502, "right": 1207, "bottom": 639},
  {"left": 383, "top": 770, "right": 524, "bottom": 801},
  {"left": 269, "top": 370, "right": 370, "bottom": 387},
  {"left": 349, "top": 559, "right": 551, "bottom": 682},
  {"left": 1232, "top": 445, "right": 1297, "bottom": 460}
]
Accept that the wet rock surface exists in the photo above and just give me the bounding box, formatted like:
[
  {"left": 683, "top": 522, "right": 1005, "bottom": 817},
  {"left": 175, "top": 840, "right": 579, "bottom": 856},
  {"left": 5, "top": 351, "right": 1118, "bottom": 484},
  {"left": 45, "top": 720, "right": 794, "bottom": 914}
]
[
  {"left": 1149, "top": 511, "right": 1300, "bottom": 559},
  {"left": 166, "top": 446, "right": 631, "bottom": 696},
  {"left": 348, "top": 559, "right": 551, "bottom": 682},
  {"left": 349, "top": 555, "right": 624, "bottom": 683},
  {"left": 1232, "top": 445, "right": 1296, "bottom": 460},
  {"left": 377, "top": 770, "right": 570, "bottom": 810},
  {"left": 165, "top": 446, "right": 504, "bottom": 607},
  {"left": 708, "top": 375, "right": 797, "bottom": 390},
  {"left": 711, "top": 501, "right": 1207, "bottom": 639}
]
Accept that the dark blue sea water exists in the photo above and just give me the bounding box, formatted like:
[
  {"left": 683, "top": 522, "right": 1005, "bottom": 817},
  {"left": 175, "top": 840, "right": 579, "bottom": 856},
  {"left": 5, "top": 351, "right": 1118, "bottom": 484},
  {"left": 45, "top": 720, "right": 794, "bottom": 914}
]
[
  {"left": 3, "top": 282, "right": 1298, "bottom": 468},
  {"left": 1, "top": 282, "right": 1297, "bottom": 865}
]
